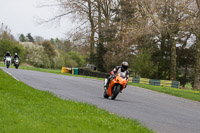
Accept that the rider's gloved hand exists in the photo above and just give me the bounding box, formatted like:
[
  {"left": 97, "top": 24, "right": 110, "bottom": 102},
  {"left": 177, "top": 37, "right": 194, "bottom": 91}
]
[{"left": 112, "top": 74, "right": 116, "bottom": 78}]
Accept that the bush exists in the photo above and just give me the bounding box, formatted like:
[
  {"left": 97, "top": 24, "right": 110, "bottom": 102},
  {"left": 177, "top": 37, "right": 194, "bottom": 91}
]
[
  {"left": 130, "top": 48, "right": 157, "bottom": 78},
  {"left": 22, "top": 41, "right": 86, "bottom": 69},
  {"left": 68, "top": 51, "right": 85, "bottom": 67},
  {"left": 23, "top": 42, "right": 51, "bottom": 68},
  {"left": 0, "top": 39, "right": 25, "bottom": 61}
]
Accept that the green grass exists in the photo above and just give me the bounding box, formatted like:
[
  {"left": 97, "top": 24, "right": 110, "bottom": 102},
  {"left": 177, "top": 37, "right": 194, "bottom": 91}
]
[
  {"left": 0, "top": 69, "right": 152, "bottom": 133},
  {"left": 129, "top": 82, "right": 200, "bottom": 102}
]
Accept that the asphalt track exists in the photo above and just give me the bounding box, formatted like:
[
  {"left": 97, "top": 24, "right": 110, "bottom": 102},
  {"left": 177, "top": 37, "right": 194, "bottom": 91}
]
[{"left": 1, "top": 67, "right": 200, "bottom": 133}]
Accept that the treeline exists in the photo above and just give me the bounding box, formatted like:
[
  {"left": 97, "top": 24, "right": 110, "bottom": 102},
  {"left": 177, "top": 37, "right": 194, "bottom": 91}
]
[
  {"left": 45, "top": 0, "right": 199, "bottom": 89},
  {"left": 0, "top": 23, "right": 86, "bottom": 69}
]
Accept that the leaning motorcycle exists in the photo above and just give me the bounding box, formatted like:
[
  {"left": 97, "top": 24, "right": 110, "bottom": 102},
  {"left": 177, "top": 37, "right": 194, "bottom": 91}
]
[
  {"left": 103, "top": 72, "right": 128, "bottom": 100},
  {"left": 5, "top": 56, "right": 12, "bottom": 68},
  {"left": 14, "top": 58, "right": 20, "bottom": 69}
]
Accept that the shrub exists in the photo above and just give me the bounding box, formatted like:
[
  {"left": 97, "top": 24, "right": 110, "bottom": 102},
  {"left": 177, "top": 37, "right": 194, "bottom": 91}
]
[
  {"left": 23, "top": 42, "right": 51, "bottom": 68},
  {"left": 68, "top": 51, "right": 85, "bottom": 67},
  {"left": 0, "top": 39, "right": 25, "bottom": 61}
]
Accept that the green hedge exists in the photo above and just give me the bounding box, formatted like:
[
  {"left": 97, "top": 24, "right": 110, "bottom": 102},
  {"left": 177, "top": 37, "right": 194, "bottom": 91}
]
[{"left": 0, "top": 39, "right": 25, "bottom": 61}]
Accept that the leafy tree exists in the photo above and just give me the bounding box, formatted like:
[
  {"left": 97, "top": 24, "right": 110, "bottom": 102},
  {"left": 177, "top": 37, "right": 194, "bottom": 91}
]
[
  {"left": 131, "top": 49, "right": 157, "bottom": 78},
  {"left": 19, "top": 34, "right": 26, "bottom": 42},
  {"left": 26, "top": 33, "right": 34, "bottom": 43},
  {"left": 40, "top": 41, "right": 57, "bottom": 58},
  {"left": 68, "top": 51, "right": 85, "bottom": 67}
]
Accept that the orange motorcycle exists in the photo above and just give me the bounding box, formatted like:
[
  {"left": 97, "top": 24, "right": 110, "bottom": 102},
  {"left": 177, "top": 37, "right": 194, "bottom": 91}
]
[{"left": 104, "top": 72, "right": 128, "bottom": 100}]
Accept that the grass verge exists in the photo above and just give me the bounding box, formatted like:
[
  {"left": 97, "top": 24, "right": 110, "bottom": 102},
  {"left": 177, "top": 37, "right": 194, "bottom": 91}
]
[
  {"left": 0, "top": 69, "right": 153, "bottom": 133},
  {"left": 129, "top": 82, "right": 200, "bottom": 102},
  {"left": 0, "top": 62, "right": 103, "bottom": 80}
]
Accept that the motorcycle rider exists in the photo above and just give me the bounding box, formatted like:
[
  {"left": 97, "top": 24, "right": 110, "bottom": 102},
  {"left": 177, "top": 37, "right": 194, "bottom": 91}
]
[
  {"left": 3, "top": 51, "right": 12, "bottom": 64},
  {"left": 13, "top": 53, "right": 20, "bottom": 63},
  {"left": 14, "top": 53, "right": 20, "bottom": 60},
  {"left": 105, "top": 61, "right": 129, "bottom": 91}
]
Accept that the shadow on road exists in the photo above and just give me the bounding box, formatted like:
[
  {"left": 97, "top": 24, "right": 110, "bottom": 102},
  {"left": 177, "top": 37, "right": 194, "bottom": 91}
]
[{"left": 97, "top": 96, "right": 129, "bottom": 103}]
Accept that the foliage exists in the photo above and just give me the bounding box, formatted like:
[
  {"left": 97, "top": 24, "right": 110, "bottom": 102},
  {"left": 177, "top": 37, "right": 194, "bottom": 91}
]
[
  {"left": 23, "top": 42, "right": 51, "bottom": 68},
  {"left": 131, "top": 49, "right": 157, "bottom": 78},
  {"left": 26, "top": 33, "right": 34, "bottom": 43},
  {"left": 0, "top": 39, "right": 25, "bottom": 61},
  {"left": 19, "top": 34, "right": 26, "bottom": 42},
  {"left": 61, "top": 51, "right": 86, "bottom": 68},
  {"left": 69, "top": 51, "right": 85, "bottom": 67},
  {"left": 40, "top": 41, "right": 57, "bottom": 57}
]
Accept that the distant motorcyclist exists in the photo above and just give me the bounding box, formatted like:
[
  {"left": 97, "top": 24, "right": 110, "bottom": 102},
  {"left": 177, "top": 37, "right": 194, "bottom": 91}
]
[
  {"left": 13, "top": 53, "right": 20, "bottom": 62},
  {"left": 3, "top": 51, "right": 12, "bottom": 63},
  {"left": 105, "top": 62, "right": 129, "bottom": 90},
  {"left": 13, "top": 53, "right": 20, "bottom": 69}
]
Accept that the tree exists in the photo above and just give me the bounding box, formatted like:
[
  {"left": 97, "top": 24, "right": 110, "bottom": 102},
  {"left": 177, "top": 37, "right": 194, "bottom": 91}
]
[
  {"left": 131, "top": 48, "right": 156, "bottom": 78},
  {"left": 41, "top": 0, "right": 199, "bottom": 89},
  {"left": 139, "top": 0, "right": 194, "bottom": 80},
  {"left": 41, "top": 0, "right": 96, "bottom": 63},
  {"left": 35, "top": 36, "right": 44, "bottom": 44},
  {"left": 0, "top": 23, "right": 15, "bottom": 41},
  {"left": 26, "top": 33, "right": 35, "bottom": 43},
  {"left": 19, "top": 34, "right": 26, "bottom": 42}
]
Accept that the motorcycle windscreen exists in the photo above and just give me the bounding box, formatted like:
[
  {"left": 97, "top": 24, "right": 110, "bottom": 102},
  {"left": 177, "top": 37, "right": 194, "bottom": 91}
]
[{"left": 120, "top": 72, "right": 126, "bottom": 79}]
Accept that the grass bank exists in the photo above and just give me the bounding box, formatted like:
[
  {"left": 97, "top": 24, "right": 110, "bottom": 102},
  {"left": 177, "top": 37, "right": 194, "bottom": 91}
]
[
  {"left": 0, "top": 62, "right": 103, "bottom": 80},
  {"left": 129, "top": 83, "right": 200, "bottom": 102},
  {"left": 0, "top": 69, "right": 152, "bottom": 133}
]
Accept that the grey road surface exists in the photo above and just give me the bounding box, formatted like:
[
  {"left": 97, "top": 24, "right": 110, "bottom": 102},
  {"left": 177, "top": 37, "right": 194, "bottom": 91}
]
[{"left": 1, "top": 67, "right": 200, "bottom": 133}]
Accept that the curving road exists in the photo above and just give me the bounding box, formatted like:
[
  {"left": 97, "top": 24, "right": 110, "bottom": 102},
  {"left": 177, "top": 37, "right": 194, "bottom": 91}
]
[{"left": 1, "top": 67, "right": 200, "bottom": 133}]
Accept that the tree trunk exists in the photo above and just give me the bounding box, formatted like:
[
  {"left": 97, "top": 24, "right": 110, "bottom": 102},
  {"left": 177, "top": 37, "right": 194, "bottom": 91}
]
[
  {"left": 194, "top": 37, "right": 200, "bottom": 89},
  {"left": 193, "top": 0, "right": 200, "bottom": 89},
  {"left": 96, "top": 0, "right": 105, "bottom": 71},
  {"left": 97, "top": 0, "right": 103, "bottom": 45},
  {"left": 170, "top": 34, "right": 177, "bottom": 81},
  {"left": 88, "top": 0, "right": 95, "bottom": 63}
]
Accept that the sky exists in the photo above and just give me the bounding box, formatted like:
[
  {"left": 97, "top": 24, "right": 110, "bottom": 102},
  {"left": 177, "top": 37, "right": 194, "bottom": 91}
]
[{"left": 0, "top": 0, "right": 73, "bottom": 40}]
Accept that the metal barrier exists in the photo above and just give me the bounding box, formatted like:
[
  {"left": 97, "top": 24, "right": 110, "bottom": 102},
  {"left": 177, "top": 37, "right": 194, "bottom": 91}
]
[{"left": 132, "top": 78, "right": 180, "bottom": 88}]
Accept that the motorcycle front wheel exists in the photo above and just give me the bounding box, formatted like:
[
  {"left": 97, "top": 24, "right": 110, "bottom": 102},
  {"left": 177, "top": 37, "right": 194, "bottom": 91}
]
[
  {"left": 15, "top": 64, "right": 19, "bottom": 69},
  {"left": 6, "top": 63, "right": 10, "bottom": 68},
  {"left": 111, "top": 85, "right": 121, "bottom": 100},
  {"left": 103, "top": 90, "right": 109, "bottom": 98}
]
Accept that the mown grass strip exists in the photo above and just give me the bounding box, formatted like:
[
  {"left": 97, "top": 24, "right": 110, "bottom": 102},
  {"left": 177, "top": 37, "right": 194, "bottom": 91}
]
[
  {"left": 0, "top": 62, "right": 103, "bottom": 80},
  {"left": 129, "top": 83, "right": 200, "bottom": 102},
  {"left": 0, "top": 69, "right": 152, "bottom": 133}
]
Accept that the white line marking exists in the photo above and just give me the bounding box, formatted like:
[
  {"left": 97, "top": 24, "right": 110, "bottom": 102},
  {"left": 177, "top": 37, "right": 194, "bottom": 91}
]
[{"left": 1, "top": 68, "right": 19, "bottom": 81}]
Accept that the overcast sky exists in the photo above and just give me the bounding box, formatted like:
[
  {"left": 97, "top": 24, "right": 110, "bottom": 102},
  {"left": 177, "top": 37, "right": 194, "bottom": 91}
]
[{"left": 0, "top": 0, "right": 73, "bottom": 40}]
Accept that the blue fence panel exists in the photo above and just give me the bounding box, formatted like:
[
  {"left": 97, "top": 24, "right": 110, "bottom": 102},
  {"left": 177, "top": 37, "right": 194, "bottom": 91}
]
[
  {"left": 132, "top": 78, "right": 140, "bottom": 83},
  {"left": 149, "top": 79, "right": 160, "bottom": 86},
  {"left": 172, "top": 81, "right": 180, "bottom": 88}
]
